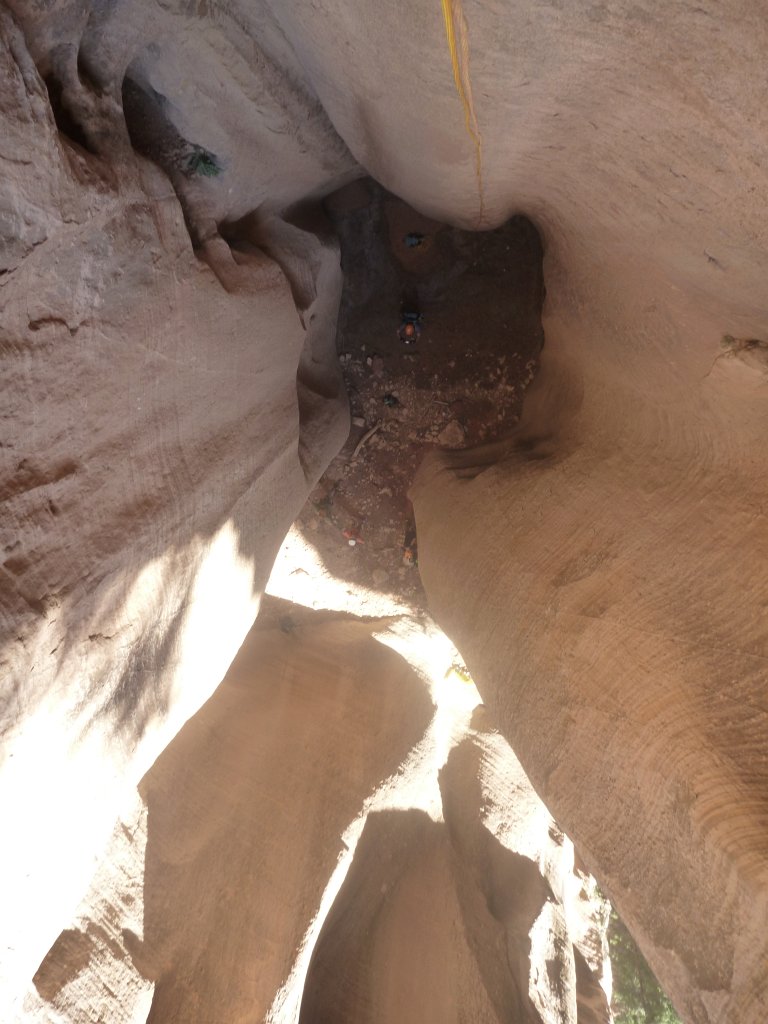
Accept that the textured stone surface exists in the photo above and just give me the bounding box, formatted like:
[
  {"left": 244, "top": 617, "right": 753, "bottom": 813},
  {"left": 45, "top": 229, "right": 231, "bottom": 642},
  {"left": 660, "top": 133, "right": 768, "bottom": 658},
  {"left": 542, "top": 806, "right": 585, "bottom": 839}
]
[
  {"left": 0, "top": 4, "right": 352, "bottom": 1005},
  {"left": 1, "top": 0, "right": 767, "bottom": 1020},
  {"left": 408, "top": 7, "right": 768, "bottom": 1017},
  {"left": 23, "top": 611, "right": 610, "bottom": 1024}
]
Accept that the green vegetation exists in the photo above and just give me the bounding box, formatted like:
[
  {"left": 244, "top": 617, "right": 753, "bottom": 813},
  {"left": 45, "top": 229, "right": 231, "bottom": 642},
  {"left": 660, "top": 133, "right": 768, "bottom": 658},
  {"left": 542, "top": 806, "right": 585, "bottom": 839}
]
[
  {"left": 183, "top": 143, "right": 221, "bottom": 177},
  {"left": 609, "top": 909, "right": 682, "bottom": 1024}
]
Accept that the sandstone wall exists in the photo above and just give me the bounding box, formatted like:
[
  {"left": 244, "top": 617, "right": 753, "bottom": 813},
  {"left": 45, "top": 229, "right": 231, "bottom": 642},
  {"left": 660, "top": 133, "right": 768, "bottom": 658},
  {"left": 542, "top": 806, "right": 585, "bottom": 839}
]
[
  {"left": 23, "top": 611, "right": 610, "bottom": 1024},
  {"left": 2, "top": 0, "right": 766, "bottom": 1019},
  {"left": 0, "top": 4, "right": 352, "bottom": 1004}
]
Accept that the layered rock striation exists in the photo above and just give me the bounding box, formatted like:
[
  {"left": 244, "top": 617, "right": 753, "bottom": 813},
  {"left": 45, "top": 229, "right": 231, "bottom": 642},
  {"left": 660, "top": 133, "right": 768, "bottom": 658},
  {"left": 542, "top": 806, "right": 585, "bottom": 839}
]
[{"left": 1, "top": 1, "right": 767, "bottom": 1020}]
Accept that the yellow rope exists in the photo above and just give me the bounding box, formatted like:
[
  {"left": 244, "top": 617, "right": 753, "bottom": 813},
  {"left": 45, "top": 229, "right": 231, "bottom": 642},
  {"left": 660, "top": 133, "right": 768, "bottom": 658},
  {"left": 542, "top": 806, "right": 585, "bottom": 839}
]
[{"left": 439, "top": 0, "right": 485, "bottom": 225}]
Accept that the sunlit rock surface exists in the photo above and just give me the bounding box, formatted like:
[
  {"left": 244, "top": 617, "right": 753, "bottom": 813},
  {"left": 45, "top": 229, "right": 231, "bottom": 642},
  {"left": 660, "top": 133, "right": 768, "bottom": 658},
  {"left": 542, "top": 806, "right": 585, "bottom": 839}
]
[
  {"left": 1, "top": 0, "right": 767, "bottom": 1020},
  {"left": 23, "top": 608, "right": 610, "bottom": 1024}
]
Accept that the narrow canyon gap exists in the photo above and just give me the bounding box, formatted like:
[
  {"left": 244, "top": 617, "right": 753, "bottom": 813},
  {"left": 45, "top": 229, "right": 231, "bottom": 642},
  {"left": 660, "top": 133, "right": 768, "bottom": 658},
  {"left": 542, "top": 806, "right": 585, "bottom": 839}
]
[{"left": 1, "top": 2, "right": 767, "bottom": 1022}]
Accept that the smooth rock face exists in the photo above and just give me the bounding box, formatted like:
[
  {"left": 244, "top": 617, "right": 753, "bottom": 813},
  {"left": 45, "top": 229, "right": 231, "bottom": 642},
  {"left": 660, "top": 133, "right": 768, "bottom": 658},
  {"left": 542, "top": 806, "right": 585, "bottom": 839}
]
[
  {"left": 1, "top": 0, "right": 767, "bottom": 1021},
  {"left": 0, "top": 3, "right": 353, "bottom": 1006},
  {"left": 23, "top": 612, "right": 610, "bottom": 1024}
]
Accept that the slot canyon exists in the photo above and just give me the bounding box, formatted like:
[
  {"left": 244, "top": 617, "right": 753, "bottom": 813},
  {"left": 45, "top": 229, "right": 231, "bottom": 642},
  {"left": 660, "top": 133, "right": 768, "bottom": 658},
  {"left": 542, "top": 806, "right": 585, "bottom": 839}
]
[{"left": 1, "top": 2, "right": 766, "bottom": 1022}]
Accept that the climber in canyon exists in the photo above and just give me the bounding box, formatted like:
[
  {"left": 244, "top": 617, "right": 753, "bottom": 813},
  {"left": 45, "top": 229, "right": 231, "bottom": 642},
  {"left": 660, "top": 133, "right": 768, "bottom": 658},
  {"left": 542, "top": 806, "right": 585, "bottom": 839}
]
[{"left": 398, "top": 299, "right": 424, "bottom": 346}]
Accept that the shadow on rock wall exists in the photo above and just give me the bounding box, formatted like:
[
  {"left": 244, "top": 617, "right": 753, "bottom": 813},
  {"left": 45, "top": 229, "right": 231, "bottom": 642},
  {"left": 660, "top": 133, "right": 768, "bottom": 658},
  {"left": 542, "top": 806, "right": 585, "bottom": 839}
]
[{"left": 31, "top": 609, "right": 610, "bottom": 1024}]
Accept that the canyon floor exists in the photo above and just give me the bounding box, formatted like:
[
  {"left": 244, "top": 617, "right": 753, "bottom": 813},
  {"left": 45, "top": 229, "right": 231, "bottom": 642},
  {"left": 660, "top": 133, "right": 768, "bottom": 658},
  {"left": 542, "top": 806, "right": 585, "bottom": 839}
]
[{"left": 291, "top": 181, "right": 545, "bottom": 610}]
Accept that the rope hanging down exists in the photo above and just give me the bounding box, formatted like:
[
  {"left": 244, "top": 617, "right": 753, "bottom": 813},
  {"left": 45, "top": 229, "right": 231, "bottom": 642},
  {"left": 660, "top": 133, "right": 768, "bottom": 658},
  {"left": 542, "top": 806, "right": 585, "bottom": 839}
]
[{"left": 439, "top": 0, "right": 486, "bottom": 225}]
